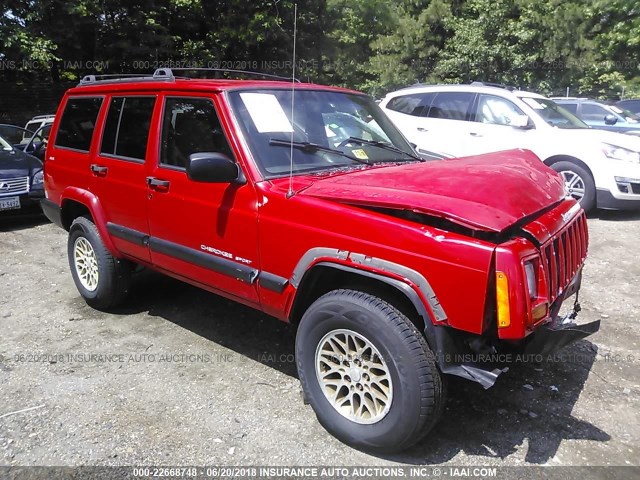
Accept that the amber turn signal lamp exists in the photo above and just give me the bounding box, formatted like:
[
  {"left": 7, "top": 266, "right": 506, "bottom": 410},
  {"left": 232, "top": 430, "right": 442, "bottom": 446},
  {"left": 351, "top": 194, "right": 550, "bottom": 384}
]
[{"left": 496, "top": 271, "right": 511, "bottom": 328}]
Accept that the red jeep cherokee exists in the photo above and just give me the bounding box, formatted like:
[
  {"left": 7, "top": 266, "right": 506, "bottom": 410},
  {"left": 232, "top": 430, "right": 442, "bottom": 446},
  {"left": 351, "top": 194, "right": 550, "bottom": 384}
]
[{"left": 42, "top": 69, "right": 600, "bottom": 452}]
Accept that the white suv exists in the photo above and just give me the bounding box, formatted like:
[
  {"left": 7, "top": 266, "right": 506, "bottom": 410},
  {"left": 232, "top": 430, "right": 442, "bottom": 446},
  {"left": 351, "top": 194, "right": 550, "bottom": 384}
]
[
  {"left": 22, "top": 114, "right": 55, "bottom": 143},
  {"left": 380, "top": 83, "right": 640, "bottom": 211}
]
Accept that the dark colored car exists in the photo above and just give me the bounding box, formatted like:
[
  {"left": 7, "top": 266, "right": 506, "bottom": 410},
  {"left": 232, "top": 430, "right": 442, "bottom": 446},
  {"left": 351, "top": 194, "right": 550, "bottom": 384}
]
[
  {"left": 554, "top": 98, "right": 640, "bottom": 135},
  {"left": 617, "top": 99, "right": 640, "bottom": 116},
  {"left": 0, "top": 124, "right": 51, "bottom": 161},
  {"left": 0, "top": 134, "right": 45, "bottom": 214}
]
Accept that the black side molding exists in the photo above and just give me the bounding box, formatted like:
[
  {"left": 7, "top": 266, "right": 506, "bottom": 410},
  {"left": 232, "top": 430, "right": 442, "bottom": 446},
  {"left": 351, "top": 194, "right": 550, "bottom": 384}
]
[
  {"left": 105, "top": 223, "right": 285, "bottom": 289},
  {"left": 149, "top": 237, "right": 258, "bottom": 284},
  {"left": 40, "top": 199, "right": 63, "bottom": 229},
  {"left": 107, "top": 222, "right": 148, "bottom": 246},
  {"left": 258, "top": 271, "right": 289, "bottom": 293}
]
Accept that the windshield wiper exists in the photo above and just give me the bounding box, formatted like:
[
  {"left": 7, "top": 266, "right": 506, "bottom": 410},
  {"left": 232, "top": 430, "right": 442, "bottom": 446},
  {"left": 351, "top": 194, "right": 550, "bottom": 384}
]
[
  {"left": 269, "top": 138, "right": 371, "bottom": 165},
  {"left": 342, "top": 137, "right": 423, "bottom": 161}
]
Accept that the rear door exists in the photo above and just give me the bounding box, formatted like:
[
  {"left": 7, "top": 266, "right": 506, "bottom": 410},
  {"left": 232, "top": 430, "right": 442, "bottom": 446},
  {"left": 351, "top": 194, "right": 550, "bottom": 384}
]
[
  {"left": 414, "top": 91, "right": 476, "bottom": 156},
  {"left": 90, "top": 95, "right": 158, "bottom": 262},
  {"left": 146, "top": 94, "right": 260, "bottom": 305},
  {"left": 383, "top": 92, "right": 434, "bottom": 145}
]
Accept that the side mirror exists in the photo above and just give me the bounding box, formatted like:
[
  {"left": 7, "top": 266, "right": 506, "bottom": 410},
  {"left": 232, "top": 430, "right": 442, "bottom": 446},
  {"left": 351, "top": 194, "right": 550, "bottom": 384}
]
[
  {"left": 604, "top": 114, "right": 618, "bottom": 125},
  {"left": 511, "top": 114, "right": 532, "bottom": 129},
  {"left": 187, "top": 152, "right": 244, "bottom": 184}
]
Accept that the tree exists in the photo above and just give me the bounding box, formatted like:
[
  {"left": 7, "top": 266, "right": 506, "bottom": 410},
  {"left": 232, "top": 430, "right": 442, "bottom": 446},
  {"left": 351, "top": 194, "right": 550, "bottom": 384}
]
[
  {"left": 580, "top": 0, "right": 640, "bottom": 98},
  {"left": 366, "top": 0, "right": 454, "bottom": 95}
]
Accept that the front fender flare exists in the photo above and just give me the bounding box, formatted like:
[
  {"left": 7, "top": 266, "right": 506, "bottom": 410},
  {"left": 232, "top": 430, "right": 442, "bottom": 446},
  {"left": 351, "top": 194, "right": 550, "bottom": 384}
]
[{"left": 290, "top": 247, "right": 447, "bottom": 323}]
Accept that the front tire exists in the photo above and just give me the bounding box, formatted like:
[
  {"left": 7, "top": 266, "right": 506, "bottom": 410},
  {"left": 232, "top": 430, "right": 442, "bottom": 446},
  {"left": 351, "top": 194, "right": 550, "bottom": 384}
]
[
  {"left": 67, "top": 216, "right": 131, "bottom": 310},
  {"left": 551, "top": 161, "right": 596, "bottom": 211},
  {"left": 296, "top": 289, "right": 445, "bottom": 453}
]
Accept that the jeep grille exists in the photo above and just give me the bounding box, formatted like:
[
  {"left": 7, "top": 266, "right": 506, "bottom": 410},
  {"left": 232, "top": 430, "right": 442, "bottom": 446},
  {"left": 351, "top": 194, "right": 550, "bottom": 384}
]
[{"left": 540, "top": 210, "right": 588, "bottom": 303}]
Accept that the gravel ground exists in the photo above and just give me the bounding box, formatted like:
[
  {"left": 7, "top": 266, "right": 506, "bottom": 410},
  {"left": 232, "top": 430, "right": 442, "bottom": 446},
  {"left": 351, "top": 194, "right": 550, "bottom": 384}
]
[{"left": 0, "top": 210, "right": 638, "bottom": 469}]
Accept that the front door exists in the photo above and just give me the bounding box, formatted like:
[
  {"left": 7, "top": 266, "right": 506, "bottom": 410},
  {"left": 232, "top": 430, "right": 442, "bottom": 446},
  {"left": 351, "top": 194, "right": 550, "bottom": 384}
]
[
  {"left": 146, "top": 94, "right": 260, "bottom": 305},
  {"left": 466, "top": 93, "right": 535, "bottom": 154}
]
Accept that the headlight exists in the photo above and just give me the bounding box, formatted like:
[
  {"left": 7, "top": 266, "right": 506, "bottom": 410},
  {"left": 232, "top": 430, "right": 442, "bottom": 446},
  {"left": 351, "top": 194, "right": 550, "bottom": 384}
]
[
  {"left": 32, "top": 169, "right": 44, "bottom": 185},
  {"left": 524, "top": 261, "right": 537, "bottom": 300},
  {"left": 602, "top": 143, "right": 640, "bottom": 163}
]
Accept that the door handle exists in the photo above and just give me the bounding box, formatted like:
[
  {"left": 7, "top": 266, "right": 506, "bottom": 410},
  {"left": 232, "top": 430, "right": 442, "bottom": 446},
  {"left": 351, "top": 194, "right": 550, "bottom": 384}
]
[
  {"left": 146, "top": 177, "right": 170, "bottom": 190},
  {"left": 90, "top": 164, "right": 108, "bottom": 175},
  {"left": 469, "top": 132, "right": 483, "bottom": 137},
  {"left": 417, "top": 127, "right": 428, "bottom": 132}
]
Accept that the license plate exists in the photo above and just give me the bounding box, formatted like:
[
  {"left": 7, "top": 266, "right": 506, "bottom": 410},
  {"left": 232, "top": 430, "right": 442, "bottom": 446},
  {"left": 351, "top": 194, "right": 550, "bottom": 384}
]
[{"left": 0, "top": 196, "right": 20, "bottom": 211}]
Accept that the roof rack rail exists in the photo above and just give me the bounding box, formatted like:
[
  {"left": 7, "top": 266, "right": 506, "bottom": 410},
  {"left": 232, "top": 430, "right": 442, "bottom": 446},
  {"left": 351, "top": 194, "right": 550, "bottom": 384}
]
[
  {"left": 78, "top": 72, "right": 172, "bottom": 86},
  {"left": 153, "top": 67, "right": 301, "bottom": 82},
  {"left": 550, "top": 96, "right": 588, "bottom": 100},
  {"left": 78, "top": 67, "right": 300, "bottom": 87},
  {"left": 471, "top": 81, "right": 518, "bottom": 91}
]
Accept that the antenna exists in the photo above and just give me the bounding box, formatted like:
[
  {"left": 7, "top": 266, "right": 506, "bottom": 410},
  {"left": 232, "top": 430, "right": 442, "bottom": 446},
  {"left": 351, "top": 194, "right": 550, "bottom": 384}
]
[{"left": 286, "top": 3, "right": 298, "bottom": 199}]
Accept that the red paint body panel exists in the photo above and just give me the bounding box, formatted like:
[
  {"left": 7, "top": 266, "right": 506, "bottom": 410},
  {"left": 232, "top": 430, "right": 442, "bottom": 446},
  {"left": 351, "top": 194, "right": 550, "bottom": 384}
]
[
  {"left": 256, "top": 180, "right": 495, "bottom": 333},
  {"left": 44, "top": 77, "right": 589, "bottom": 343}
]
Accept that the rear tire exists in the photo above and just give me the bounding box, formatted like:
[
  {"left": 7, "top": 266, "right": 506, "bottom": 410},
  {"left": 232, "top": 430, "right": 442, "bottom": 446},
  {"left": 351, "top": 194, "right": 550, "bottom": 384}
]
[
  {"left": 67, "top": 216, "right": 131, "bottom": 310},
  {"left": 551, "top": 161, "right": 596, "bottom": 211},
  {"left": 296, "top": 289, "right": 445, "bottom": 453}
]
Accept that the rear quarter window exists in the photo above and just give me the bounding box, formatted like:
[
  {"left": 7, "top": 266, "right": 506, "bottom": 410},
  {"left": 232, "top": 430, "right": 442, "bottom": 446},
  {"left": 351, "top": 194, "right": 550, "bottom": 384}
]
[
  {"left": 386, "top": 93, "right": 433, "bottom": 116},
  {"left": 54, "top": 97, "right": 103, "bottom": 152}
]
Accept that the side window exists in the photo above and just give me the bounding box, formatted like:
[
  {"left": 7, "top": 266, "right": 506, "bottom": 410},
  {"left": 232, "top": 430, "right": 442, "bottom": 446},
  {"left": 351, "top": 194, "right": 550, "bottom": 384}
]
[
  {"left": 581, "top": 104, "right": 610, "bottom": 122},
  {"left": 426, "top": 92, "right": 474, "bottom": 120},
  {"left": 474, "top": 94, "right": 527, "bottom": 126},
  {"left": 160, "top": 97, "right": 233, "bottom": 169},
  {"left": 560, "top": 103, "right": 578, "bottom": 115},
  {"left": 55, "top": 97, "right": 103, "bottom": 151},
  {"left": 386, "top": 93, "right": 434, "bottom": 116},
  {"left": 100, "top": 97, "right": 155, "bottom": 160}
]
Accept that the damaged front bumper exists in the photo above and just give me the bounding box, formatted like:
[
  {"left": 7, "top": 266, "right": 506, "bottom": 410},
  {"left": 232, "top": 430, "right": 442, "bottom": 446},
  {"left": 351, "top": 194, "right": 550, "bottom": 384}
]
[
  {"left": 522, "top": 314, "right": 600, "bottom": 358},
  {"left": 429, "top": 279, "right": 601, "bottom": 389}
]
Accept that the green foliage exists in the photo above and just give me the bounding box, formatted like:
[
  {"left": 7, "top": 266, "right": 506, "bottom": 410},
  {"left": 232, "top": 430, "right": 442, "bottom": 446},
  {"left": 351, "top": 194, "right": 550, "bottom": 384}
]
[{"left": 1, "top": 0, "right": 639, "bottom": 99}]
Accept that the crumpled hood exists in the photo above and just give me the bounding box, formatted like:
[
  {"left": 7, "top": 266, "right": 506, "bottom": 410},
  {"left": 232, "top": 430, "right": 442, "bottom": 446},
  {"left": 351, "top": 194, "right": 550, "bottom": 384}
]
[{"left": 299, "top": 149, "right": 565, "bottom": 232}]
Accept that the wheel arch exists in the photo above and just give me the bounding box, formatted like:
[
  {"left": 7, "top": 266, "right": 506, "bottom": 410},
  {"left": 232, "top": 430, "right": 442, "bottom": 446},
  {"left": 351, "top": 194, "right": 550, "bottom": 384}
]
[
  {"left": 543, "top": 154, "right": 594, "bottom": 180},
  {"left": 289, "top": 262, "right": 432, "bottom": 336},
  {"left": 61, "top": 199, "right": 92, "bottom": 230},
  {"left": 60, "top": 188, "right": 118, "bottom": 256}
]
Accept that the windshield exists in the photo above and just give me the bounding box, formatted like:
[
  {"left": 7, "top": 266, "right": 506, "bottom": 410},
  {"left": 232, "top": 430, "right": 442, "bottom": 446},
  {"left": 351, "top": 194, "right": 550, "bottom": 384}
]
[
  {"left": 520, "top": 97, "right": 589, "bottom": 129},
  {"left": 228, "top": 89, "right": 418, "bottom": 177},
  {"left": 610, "top": 105, "right": 640, "bottom": 123}
]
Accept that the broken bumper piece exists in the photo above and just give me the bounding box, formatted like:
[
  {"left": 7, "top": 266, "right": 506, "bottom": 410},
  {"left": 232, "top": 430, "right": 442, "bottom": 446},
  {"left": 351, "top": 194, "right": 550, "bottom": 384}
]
[
  {"left": 523, "top": 316, "right": 601, "bottom": 357},
  {"left": 432, "top": 315, "right": 601, "bottom": 390}
]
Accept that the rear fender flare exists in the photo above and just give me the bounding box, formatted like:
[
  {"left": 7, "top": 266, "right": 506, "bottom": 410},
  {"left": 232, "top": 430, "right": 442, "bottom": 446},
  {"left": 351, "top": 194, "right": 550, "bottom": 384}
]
[{"left": 61, "top": 187, "right": 118, "bottom": 256}]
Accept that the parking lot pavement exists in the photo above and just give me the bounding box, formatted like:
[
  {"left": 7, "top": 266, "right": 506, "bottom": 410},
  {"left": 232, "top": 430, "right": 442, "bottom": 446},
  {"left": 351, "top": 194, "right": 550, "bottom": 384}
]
[{"left": 0, "top": 211, "right": 638, "bottom": 468}]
